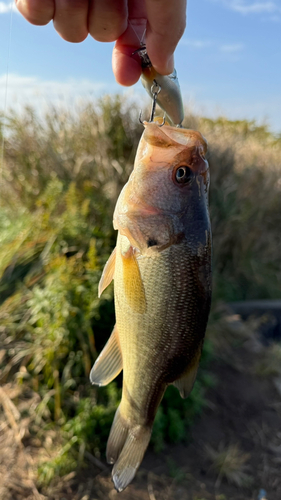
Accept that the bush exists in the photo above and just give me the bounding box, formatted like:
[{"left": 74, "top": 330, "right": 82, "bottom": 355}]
[{"left": 0, "top": 97, "right": 281, "bottom": 484}]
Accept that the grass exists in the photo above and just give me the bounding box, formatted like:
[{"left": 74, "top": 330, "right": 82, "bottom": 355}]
[
  {"left": 254, "top": 343, "right": 281, "bottom": 377},
  {"left": 205, "top": 442, "right": 252, "bottom": 487},
  {"left": 0, "top": 96, "right": 281, "bottom": 493}
]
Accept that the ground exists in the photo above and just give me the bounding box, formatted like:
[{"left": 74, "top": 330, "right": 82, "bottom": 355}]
[{"left": 1, "top": 312, "right": 281, "bottom": 500}]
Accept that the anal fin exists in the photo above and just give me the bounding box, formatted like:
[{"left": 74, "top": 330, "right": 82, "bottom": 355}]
[
  {"left": 90, "top": 325, "right": 122, "bottom": 386},
  {"left": 173, "top": 347, "right": 202, "bottom": 399},
  {"left": 98, "top": 247, "right": 116, "bottom": 298}
]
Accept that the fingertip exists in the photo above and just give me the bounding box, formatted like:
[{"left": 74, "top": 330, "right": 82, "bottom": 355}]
[
  {"left": 16, "top": 0, "right": 54, "bottom": 26},
  {"left": 148, "top": 50, "right": 174, "bottom": 75},
  {"left": 54, "top": 26, "right": 88, "bottom": 43},
  {"left": 112, "top": 47, "right": 142, "bottom": 86},
  {"left": 144, "top": 0, "right": 186, "bottom": 75},
  {"left": 145, "top": 29, "right": 175, "bottom": 75},
  {"left": 90, "top": 24, "right": 127, "bottom": 44},
  {"left": 88, "top": 0, "right": 128, "bottom": 43}
]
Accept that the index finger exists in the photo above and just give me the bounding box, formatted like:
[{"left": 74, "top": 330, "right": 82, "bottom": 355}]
[{"left": 145, "top": 0, "right": 187, "bottom": 75}]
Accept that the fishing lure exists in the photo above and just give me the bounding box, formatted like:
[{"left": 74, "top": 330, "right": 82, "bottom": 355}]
[{"left": 135, "top": 45, "right": 184, "bottom": 127}]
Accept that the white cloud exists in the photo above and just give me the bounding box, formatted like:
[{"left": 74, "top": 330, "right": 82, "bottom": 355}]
[
  {"left": 0, "top": 73, "right": 118, "bottom": 113},
  {"left": 266, "top": 14, "right": 281, "bottom": 21},
  {"left": 0, "top": 73, "right": 107, "bottom": 93},
  {"left": 232, "top": 1, "right": 279, "bottom": 14},
  {"left": 0, "top": 74, "right": 280, "bottom": 135},
  {"left": 213, "top": 0, "right": 281, "bottom": 15},
  {"left": 0, "top": 2, "right": 18, "bottom": 14},
  {"left": 179, "top": 38, "right": 245, "bottom": 56},
  {"left": 180, "top": 85, "right": 281, "bottom": 133},
  {"left": 220, "top": 43, "right": 244, "bottom": 52},
  {"left": 179, "top": 39, "right": 212, "bottom": 48}
]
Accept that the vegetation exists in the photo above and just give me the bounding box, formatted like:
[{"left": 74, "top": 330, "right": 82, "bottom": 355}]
[
  {"left": 0, "top": 96, "right": 281, "bottom": 490},
  {"left": 205, "top": 442, "right": 252, "bottom": 487},
  {"left": 254, "top": 343, "right": 281, "bottom": 377}
]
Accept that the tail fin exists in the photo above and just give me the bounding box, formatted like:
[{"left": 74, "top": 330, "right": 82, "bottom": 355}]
[
  {"left": 106, "top": 407, "right": 128, "bottom": 465},
  {"left": 106, "top": 407, "right": 152, "bottom": 492}
]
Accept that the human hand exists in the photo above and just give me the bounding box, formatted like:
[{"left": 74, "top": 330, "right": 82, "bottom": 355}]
[{"left": 15, "top": 0, "right": 186, "bottom": 86}]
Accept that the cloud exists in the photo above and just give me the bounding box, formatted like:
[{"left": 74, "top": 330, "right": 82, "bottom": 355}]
[
  {"left": 0, "top": 2, "right": 18, "bottom": 14},
  {"left": 181, "top": 90, "right": 281, "bottom": 133},
  {"left": 220, "top": 43, "right": 244, "bottom": 52},
  {"left": 0, "top": 74, "right": 118, "bottom": 113},
  {"left": 0, "top": 73, "right": 107, "bottom": 93},
  {"left": 231, "top": 1, "right": 279, "bottom": 14},
  {"left": 179, "top": 38, "right": 244, "bottom": 56},
  {"left": 179, "top": 39, "right": 212, "bottom": 48},
  {"left": 266, "top": 14, "right": 281, "bottom": 21},
  {"left": 214, "top": 0, "right": 281, "bottom": 15}
]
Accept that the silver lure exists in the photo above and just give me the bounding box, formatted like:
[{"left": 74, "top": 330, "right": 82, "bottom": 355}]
[{"left": 136, "top": 46, "right": 184, "bottom": 127}]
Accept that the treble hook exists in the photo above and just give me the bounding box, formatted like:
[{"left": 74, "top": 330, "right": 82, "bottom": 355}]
[{"left": 139, "top": 80, "right": 165, "bottom": 126}]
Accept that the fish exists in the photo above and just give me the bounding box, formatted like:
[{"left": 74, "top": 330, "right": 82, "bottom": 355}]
[{"left": 90, "top": 120, "right": 212, "bottom": 492}]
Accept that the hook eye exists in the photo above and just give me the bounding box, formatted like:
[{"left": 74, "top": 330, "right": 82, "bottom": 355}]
[{"left": 150, "top": 80, "right": 161, "bottom": 96}]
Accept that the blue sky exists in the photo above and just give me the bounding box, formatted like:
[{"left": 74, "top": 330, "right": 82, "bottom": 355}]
[{"left": 0, "top": 0, "right": 280, "bottom": 132}]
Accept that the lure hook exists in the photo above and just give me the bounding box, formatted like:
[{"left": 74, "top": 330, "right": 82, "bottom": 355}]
[
  {"left": 133, "top": 43, "right": 184, "bottom": 126},
  {"left": 139, "top": 112, "right": 165, "bottom": 127},
  {"left": 139, "top": 80, "right": 164, "bottom": 125}
]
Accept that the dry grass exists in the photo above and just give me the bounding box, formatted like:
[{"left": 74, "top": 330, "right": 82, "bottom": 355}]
[
  {"left": 0, "top": 384, "right": 44, "bottom": 500},
  {"left": 0, "top": 99, "right": 281, "bottom": 499},
  {"left": 254, "top": 343, "right": 281, "bottom": 377},
  {"left": 205, "top": 442, "right": 252, "bottom": 488},
  {"left": 206, "top": 309, "right": 261, "bottom": 371}
]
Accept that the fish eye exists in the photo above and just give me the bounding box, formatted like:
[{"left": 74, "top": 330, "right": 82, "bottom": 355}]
[{"left": 174, "top": 165, "right": 194, "bottom": 185}]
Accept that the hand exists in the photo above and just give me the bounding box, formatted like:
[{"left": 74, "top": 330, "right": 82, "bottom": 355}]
[{"left": 15, "top": 0, "right": 186, "bottom": 86}]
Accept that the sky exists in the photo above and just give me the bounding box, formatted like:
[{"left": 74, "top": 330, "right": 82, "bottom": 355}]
[{"left": 0, "top": 0, "right": 280, "bottom": 132}]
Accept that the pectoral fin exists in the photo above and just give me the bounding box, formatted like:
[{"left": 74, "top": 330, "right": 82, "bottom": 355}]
[
  {"left": 121, "top": 247, "right": 146, "bottom": 314},
  {"left": 173, "top": 347, "right": 202, "bottom": 399},
  {"left": 90, "top": 325, "right": 122, "bottom": 386},
  {"left": 98, "top": 247, "right": 116, "bottom": 297}
]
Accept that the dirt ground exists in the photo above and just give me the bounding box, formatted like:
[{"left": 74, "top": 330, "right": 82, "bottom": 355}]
[{"left": 1, "top": 313, "right": 281, "bottom": 500}]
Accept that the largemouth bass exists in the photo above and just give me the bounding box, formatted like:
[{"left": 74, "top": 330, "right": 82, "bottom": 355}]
[{"left": 90, "top": 121, "right": 212, "bottom": 492}]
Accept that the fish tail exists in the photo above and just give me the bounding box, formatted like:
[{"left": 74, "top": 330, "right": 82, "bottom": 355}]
[
  {"left": 106, "top": 407, "right": 128, "bottom": 465},
  {"left": 106, "top": 407, "right": 151, "bottom": 492}
]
